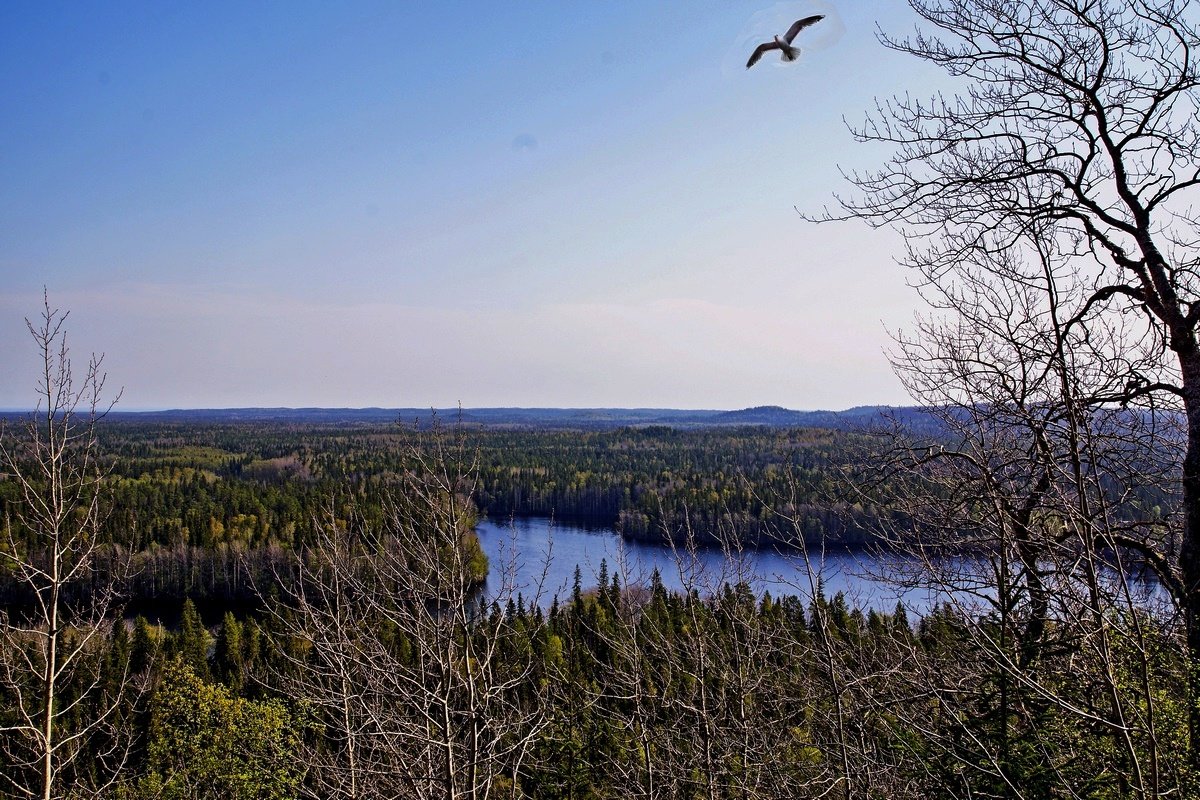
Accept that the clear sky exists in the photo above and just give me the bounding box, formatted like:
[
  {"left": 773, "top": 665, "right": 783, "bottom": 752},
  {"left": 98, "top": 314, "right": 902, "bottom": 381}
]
[{"left": 1, "top": 1, "right": 938, "bottom": 410}]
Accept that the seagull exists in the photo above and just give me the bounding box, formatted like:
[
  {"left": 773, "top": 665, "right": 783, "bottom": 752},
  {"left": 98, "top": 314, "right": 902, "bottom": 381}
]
[{"left": 746, "top": 15, "right": 824, "bottom": 69}]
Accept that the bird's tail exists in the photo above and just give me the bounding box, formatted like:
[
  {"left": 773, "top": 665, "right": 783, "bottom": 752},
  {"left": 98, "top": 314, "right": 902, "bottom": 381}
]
[{"left": 781, "top": 45, "right": 800, "bottom": 62}]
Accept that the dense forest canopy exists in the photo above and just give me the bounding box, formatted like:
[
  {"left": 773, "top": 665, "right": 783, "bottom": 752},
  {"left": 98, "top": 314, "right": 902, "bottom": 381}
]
[
  {"left": 2, "top": 415, "right": 884, "bottom": 552},
  {"left": 0, "top": 406, "right": 1187, "bottom": 799}
]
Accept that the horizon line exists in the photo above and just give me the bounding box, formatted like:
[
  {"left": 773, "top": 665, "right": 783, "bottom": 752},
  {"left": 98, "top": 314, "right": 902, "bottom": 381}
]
[{"left": 0, "top": 403, "right": 904, "bottom": 415}]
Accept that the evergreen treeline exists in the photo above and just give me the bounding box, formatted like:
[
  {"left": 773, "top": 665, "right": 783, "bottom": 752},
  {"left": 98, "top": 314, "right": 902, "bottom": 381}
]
[
  {"left": 89, "top": 419, "right": 881, "bottom": 545},
  {"left": 94, "top": 419, "right": 880, "bottom": 546},
  {"left": 5, "top": 571, "right": 1187, "bottom": 799},
  {"left": 1, "top": 420, "right": 883, "bottom": 609}
]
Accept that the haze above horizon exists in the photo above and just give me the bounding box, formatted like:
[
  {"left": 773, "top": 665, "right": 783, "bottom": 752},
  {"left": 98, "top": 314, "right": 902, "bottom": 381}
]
[{"left": 1, "top": 2, "right": 936, "bottom": 410}]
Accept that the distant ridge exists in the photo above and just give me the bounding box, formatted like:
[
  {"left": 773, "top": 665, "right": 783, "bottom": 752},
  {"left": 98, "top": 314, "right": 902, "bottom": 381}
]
[
  {"left": 713, "top": 405, "right": 825, "bottom": 425},
  {"left": 27, "top": 404, "right": 932, "bottom": 431}
]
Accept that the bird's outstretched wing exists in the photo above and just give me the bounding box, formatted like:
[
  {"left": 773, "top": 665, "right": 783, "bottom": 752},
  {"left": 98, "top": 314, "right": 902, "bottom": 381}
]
[
  {"left": 784, "top": 15, "right": 824, "bottom": 43},
  {"left": 746, "top": 41, "right": 781, "bottom": 68}
]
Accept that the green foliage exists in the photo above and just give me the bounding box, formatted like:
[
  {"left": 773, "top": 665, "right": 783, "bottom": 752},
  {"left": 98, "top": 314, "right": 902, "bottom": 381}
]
[
  {"left": 138, "top": 658, "right": 301, "bottom": 800},
  {"left": 172, "top": 598, "right": 211, "bottom": 680},
  {"left": 130, "top": 615, "right": 160, "bottom": 674},
  {"left": 214, "top": 611, "right": 246, "bottom": 692},
  {"left": 462, "top": 529, "right": 490, "bottom": 584}
]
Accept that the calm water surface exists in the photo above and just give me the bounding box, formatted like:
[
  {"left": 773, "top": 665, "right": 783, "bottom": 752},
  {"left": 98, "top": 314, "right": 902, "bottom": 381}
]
[{"left": 476, "top": 517, "right": 947, "bottom": 613}]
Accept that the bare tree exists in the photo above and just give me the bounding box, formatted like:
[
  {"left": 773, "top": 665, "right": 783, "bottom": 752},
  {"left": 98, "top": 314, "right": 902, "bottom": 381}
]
[
  {"left": 585, "top": 520, "right": 846, "bottom": 800},
  {"left": 821, "top": 0, "right": 1200, "bottom": 774},
  {"left": 267, "top": 424, "right": 552, "bottom": 800},
  {"left": 831, "top": 207, "right": 1189, "bottom": 796},
  {"left": 0, "top": 295, "right": 134, "bottom": 799},
  {"left": 762, "top": 472, "right": 919, "bottom": 800}
]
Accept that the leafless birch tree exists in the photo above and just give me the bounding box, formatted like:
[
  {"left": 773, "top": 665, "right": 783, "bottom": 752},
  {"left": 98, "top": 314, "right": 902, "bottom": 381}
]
[
  {"left": 268, "top": 424, "right": 552, "bottom": 800},
  {"left": 0, "top": 296, "right": 134, "bottom": 800}
]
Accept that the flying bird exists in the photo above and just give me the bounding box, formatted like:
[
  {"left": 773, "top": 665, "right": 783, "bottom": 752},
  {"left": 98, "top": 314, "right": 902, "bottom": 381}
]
[{"left": 746, "top": 15, "right": 824, "bottom": 69}]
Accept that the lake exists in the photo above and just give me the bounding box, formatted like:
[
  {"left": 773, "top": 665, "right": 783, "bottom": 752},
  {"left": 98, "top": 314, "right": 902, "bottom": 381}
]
[{"left": 475, "top": 516, "right": 949, "bottom": 613}]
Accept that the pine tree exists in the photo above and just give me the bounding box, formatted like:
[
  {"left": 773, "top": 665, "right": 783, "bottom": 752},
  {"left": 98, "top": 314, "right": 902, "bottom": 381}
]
[
  {"left": 214, "top": 612, "right": 245, "bottom": 692},
  {"left": 174, "top": 599, "right": 210, "bottom": 679},
  {"left": 130, "top": 615, "right": 158, "bottom": 675}
]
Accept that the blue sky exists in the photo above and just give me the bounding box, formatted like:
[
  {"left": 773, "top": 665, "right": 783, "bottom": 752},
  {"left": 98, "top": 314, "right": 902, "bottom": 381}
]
[{"left": 1, "top": 2, "right": 935, "bottom": 410}]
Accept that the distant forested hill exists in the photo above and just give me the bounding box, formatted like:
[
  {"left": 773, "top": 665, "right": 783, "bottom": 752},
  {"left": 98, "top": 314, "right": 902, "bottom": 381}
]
[{"left": 5, "top": 404, "right": 940, "bottom": 431}]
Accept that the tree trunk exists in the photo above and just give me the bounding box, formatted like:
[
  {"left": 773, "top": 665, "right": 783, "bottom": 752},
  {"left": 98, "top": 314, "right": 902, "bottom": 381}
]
[
  {"left": 41, "top": 595, "right": 56, "bottom": 800},
  {"left": 1179, "top": 351, "right": 1200, "bottom": 772}
]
